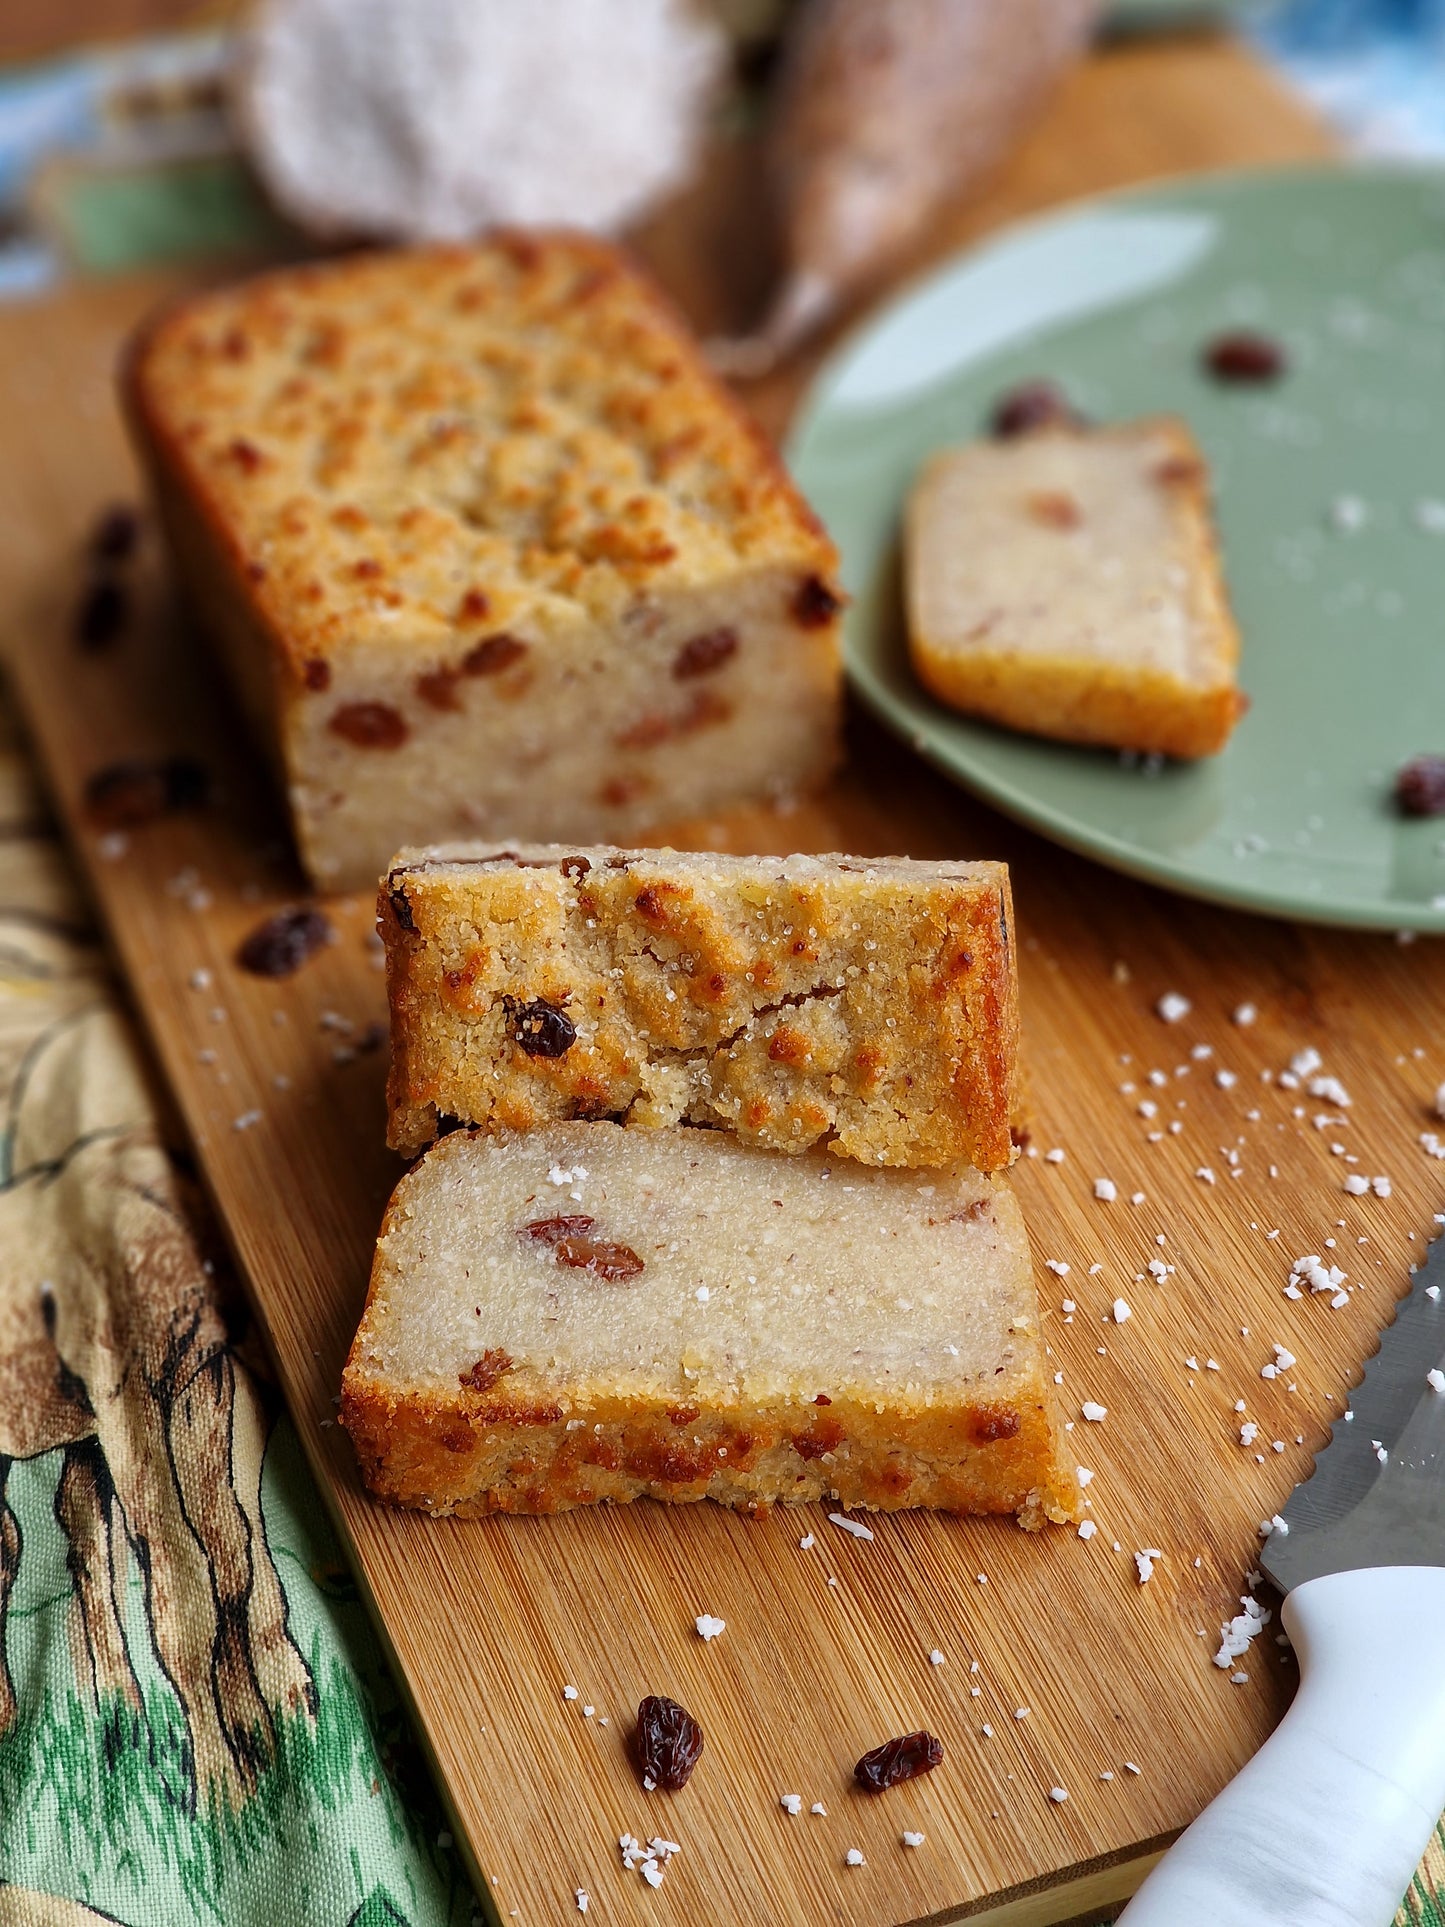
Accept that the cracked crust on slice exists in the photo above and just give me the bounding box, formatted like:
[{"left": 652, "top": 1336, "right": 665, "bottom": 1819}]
[
  {"left": 382, "top": 843, "right": 1019, "bottom": 1170},
  {"left": 341, "top": 1122, "right": 1080, "bottom": 1525}
]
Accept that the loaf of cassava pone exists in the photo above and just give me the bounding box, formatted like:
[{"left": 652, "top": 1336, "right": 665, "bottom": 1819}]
[
  {"left": 381, "top": 842, "right": 1020, "bottom": 1171},
  {"left": 340, "top": 1122, "right": 1079, "bottom": 1526},
  {"left": 122, "top": 237, "right": 844, "bottom": 892},
  {"left": 906, "top": 416, "right": 1245, "bottom": 759}
]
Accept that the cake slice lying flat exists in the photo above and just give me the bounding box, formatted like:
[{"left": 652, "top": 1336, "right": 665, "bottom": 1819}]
[
  {"left": 382, "top": 843, "right": 1019, "bottom": 1171},
  {"left": 906, "top": 417, "right": 1245, "bottom": 759},
  {"left": 341, "top": 1122, "right": 1078, "bottom": 1526}
]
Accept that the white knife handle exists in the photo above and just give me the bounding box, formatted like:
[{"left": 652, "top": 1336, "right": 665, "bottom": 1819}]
[{"left": 1117, "top": 1566, "right": 1445, "bottom": 1927}]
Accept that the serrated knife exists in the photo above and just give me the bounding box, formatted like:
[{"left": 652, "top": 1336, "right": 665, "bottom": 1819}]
[{"left": 1119, "top": 1231, "right": 1445, "bottom": 1927}]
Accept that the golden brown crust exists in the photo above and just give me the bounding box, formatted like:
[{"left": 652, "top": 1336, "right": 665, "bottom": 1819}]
[
  {"left": 339, "top": 1375, "right": 1079, "bottom": 1525},
  {"left": 123, "top": 234, "right": 839, "bottom": 690},
  {"left": 907, "top": 416, "right": 1245, "bottom": 760},
  {"left": 380, "top": 845, "right": 1020, "bottom": 1171},
  {"left": 911, "top": 650, "right": 1247, "bottom": 760}
]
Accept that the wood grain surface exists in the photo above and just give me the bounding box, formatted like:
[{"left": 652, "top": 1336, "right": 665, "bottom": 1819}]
[{"left": 8, "top": 34, "right": 1437, "bottom": 1927}]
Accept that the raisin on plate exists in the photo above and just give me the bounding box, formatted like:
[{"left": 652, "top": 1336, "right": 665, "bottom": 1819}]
[{"left": 1395, "top": 755, "right": 1445, "bottom": 818}]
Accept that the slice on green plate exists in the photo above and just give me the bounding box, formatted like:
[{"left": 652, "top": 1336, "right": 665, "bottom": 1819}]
[{"left": 789, "top": 163, "right": 1445, "bottom": 930}]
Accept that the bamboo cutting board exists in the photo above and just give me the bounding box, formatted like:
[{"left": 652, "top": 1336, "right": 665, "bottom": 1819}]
[{"left": 8, "top": 35, "right": 1443, "bottom": 1927}]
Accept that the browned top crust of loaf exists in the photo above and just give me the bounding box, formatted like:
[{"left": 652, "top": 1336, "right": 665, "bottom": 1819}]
[
  {"left": 121, "top": 234, "right": 840, "bottom": 688},
  {"left": 381, "top": 843, "right": 1020, "bottom": 1170}
]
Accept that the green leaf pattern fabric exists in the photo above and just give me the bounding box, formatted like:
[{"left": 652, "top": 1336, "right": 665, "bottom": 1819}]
[{"left": 0, "top": 701, "right": 473, "bottom": 1927}]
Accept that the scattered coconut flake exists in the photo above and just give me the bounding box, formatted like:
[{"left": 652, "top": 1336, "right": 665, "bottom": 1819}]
[
  {"left": 1372, "top": 1175, "right": 1393, "bottom": 1199},
  {"left": 1113, "top": 1298, "right": 1132, "bottom": 1324},
  {"left": 576, "top": 1891, "right": 589, "bottom": 1914},
  {"left": 1049, "top": 1786, "right": 1069, "bottom": 1804},
  {"left": 1046, "top": 1259, "right": 1070, "bottom": 1276},
  {"left": 1125, "top": 1761, "right": 1142, "bottom": 1775},
  {"left": 811, "top": 1803, "right": 827, "bottom": 1816},
  {"left": 1078, "top": 1520, "right": 1098, "bottom": 1541},
  {"left": 1373, "top": 1439, "right": 1389, "bottom": 1465},
  {"left": 1076, "top": 1466, "right": 1094, "bottom": 1486},
  {"left": 1233, "top": 1003, "right": 1257, "bottom": 1026},
  {"left": 563, "top": 1685, "right": 579, "bottom": 1700},
  {"left": 929, "top": 1649, "right": 945, "bottom": 1666},
  {"left": 1195, "top": 1167, "right": 1217, "bottom": 1186},
  {"left": 1157, "top": 992, "right": 1191, "bottom": 1023},
  {"left": 695, "top": 1614, "right": 726, "bottom": 1641},
  {"left": 1081, "top": 1402, "right": 1107, "bottom": 1423},
  {"left": 1239, "top": 1421, "right": 1259, "bottom": 1446},
  {"left": 1330, "top": 493, "right": 1368, "bottom": 532},
  {"left": 902, "top": 1830, "right": 925, "bottom": 1848},
  {"left": 1134, "top": 1549, "right": 1162, "bottom": 1584},
  {"left": 798, "top": 1532, "right": 815, "bottom": 1550},
  {"left": 780, "top": 1794, "right": 803, "bottom": 1816},
  {"left": 1215, "top": 1069, "right": 1238, "bottom": 1090},
  {"left": 1094, "top": 1177, "right": 1118, "bottom": 1202},
  {"left": 1343, "top": 1174, "right": 1370, "bottom": 1195},
  {"left": 1214, "top": 1593, "right": 1271, "bottom": 1669},
  {"left": 845, "top": 1848, "right": 865, "bottom": 1869},
  {"left": 1290, "top": 1047, "right": 1323, "bottom": 1079},
  {"left": 829, "top": 1513, "right": 874, "bottom": 1541},
  {"left": 1308, "top": 1074, "right": 1351, "bottom": 1107},
  {"left": 1045, "top": 1147, "right": 1066, "bottom": 1164}
]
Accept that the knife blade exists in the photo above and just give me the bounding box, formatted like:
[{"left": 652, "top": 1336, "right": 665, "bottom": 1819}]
[
  {"left": 1262, "top": 1226, "right": 1445, "bottom": 1593},
  {"left": 1119, "top": 1225, "right": 1445, "bottom": 1927}
]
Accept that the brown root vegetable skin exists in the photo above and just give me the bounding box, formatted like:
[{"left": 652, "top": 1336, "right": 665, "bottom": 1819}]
[{"left": 762, "top": 0, "right": 1101, "bottom": 351}]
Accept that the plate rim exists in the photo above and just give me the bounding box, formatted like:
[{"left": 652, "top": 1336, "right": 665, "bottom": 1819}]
[{"left": 787, "top": 157, "right": 1445, "bottom": 934}]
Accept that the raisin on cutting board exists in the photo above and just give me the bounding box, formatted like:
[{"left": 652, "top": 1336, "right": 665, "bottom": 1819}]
[
  {"left": 854, "top": 1731, "right": 944, "bottom": 1792},
  {"left": 236, "top": 906, "right": 333, "bottom": 978},
  {"left": 74, "top": 577, "right": 129, "bottom": 651},
  {"left": 83, "top": 755, "right": 207, "bottom": 828},
  {"left": 633, "top": 1696, "right": 703, "bottom": 1792}
]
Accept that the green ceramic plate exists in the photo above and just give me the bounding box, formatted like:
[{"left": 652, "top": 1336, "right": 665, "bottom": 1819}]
[{"left": 789, "top": 164, "right": 1445, "bottom": 930}]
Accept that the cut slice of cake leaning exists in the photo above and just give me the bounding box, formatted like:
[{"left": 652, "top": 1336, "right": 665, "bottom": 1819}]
[
  {"left": 340, "top": 1121, "right": 1080, "bottom": 1528},
  {"left": 382, "top": 843, "right": 1019, "bottom": 1171},
  {"left": 906, "top": 416, "right": 1245, "bottom": 759}
]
